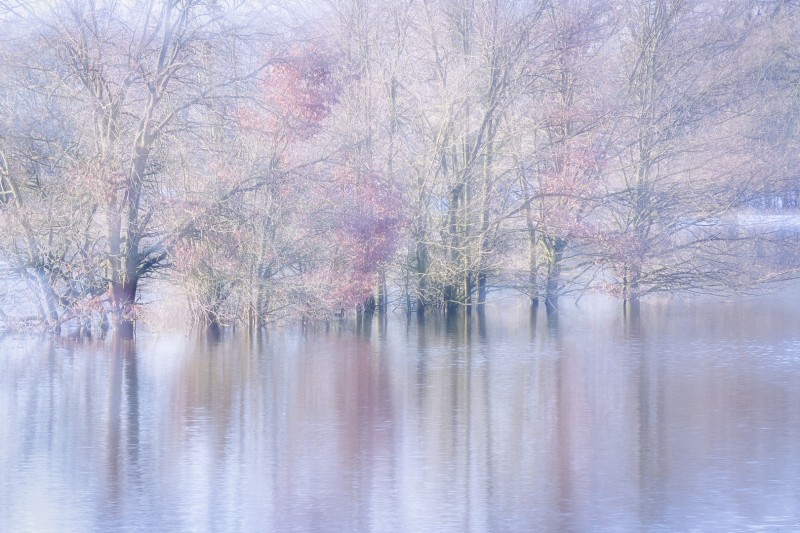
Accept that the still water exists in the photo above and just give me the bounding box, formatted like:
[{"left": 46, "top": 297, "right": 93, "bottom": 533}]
[{"left": 1, "top": 295, "right": 800, "bottom": 532}]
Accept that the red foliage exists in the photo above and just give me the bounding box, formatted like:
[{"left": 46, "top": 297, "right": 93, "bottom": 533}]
[
  {"left": 260, "top": 46, "right": 339, "bottom": 140},
  {"left": 323, "top": 170, "right": 405, "bottom": 307}
]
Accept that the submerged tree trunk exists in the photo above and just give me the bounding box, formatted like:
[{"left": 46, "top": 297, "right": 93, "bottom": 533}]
[
  {"left": 528, "top": 228, "right": 539, "bottom": 310},
  {"left": 477, "top": 272, "right": 487, "bottom": 311},
  {"left": 376, "top": 269, "right": 387, "bottom": 314},
  {"left": 445, "top": 183, "right": 463, "bottom": 314},
  {"left": 544, "top": 237, "right": 566, "bottom": 313},
  {"left": 2, "top": 171, "right": 62, "bottom": 331},
  {"left": 25, "top": 267, "right": 60, "bottom": 331},
  {"left": 360, "top": 294, "right": 376, "bottom": 316},
  {"left": 622, "top": 263, "right": 641, "bottom": 311},
  {"left": 414, "top": 234, "right": 428, "bottom": 315},
  {"left": 109, "top": 277, "right": 138, "bottom": 337}
]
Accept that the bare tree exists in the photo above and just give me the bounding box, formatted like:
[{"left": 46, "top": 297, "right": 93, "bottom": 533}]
[
  {"left": 512, "top": 0, "right": 611, "bottom": 311},
  {"left": 1, "top": 0, "right": 797, "bottom": 332},
  {"left": 0, "top": 27, "right": 106, "bottom": 331},
  {"left": 598, "top": 0, "right": 760, "bottom": 305},
  {"left": 1, "top": 0, "right": 276, "bottom": 332}
]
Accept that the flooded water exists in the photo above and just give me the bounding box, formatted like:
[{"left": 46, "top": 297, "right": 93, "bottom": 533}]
[{"left": 2, "top": 294, "right": 800, "bottom": 532}]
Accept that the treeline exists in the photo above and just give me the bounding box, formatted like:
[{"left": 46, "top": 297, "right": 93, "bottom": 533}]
[{"left": 0, "top": 0, "right": 798, "bottom": 332}]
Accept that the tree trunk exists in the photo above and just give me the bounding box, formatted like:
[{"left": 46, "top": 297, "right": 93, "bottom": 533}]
[
  {"left": 622, "top": 262, "right": 641, "bottom": 310},
  {"left": 376, "top": 269, "right": 387, "bottom": 314},
  {"left": 110, "top": 277, "right": 138, "bottom": 337},
  {"left": 414, "top": 233, "right": 428, "bottom": 315},
  {"left": 477, "top": 271, "right": 487, "bottom": 310},
  {"left": 544, "top": 237, "right": 566, "bottom": 313},
  {"left": 24, "top": 267, "right": 60, "bottom": 331},
  {"left": 528, "top": 229, "right": 539, "bottom": 310},
  {"left": 361, "top": 294, "right": 376, "bottom": 316},
  {"left": 107, "top": 130, "right": 149, "bottom": 336},
  {"left": 445, "top": 183, "right": 463, "bottom": 314}
]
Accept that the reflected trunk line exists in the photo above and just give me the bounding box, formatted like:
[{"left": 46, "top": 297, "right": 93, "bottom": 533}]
[
  {"left": 4, "top": 299, "right": 800, "bottom": 532},
  {"left": 107, "top": 336, "right": 124, "bottom": 507},
  {"left": 107, "top": 334, "right": 142, "bottom": 508},
  {"left": 554, "top": 333, "right": 574, "bottom": 530}
]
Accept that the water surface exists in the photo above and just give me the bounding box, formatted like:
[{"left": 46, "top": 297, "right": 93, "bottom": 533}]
[{"left": 2, "top": 295, "right": 800, "bottom": 532}]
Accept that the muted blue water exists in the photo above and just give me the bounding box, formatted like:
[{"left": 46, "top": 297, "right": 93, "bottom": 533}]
[{"left": 1, "top": 294, "right": 800, "bottom": 532}]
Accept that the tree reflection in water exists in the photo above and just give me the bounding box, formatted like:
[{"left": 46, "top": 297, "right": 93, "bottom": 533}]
[{"left": 1, "top": 295, "right": 800, "bottom": 531}]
